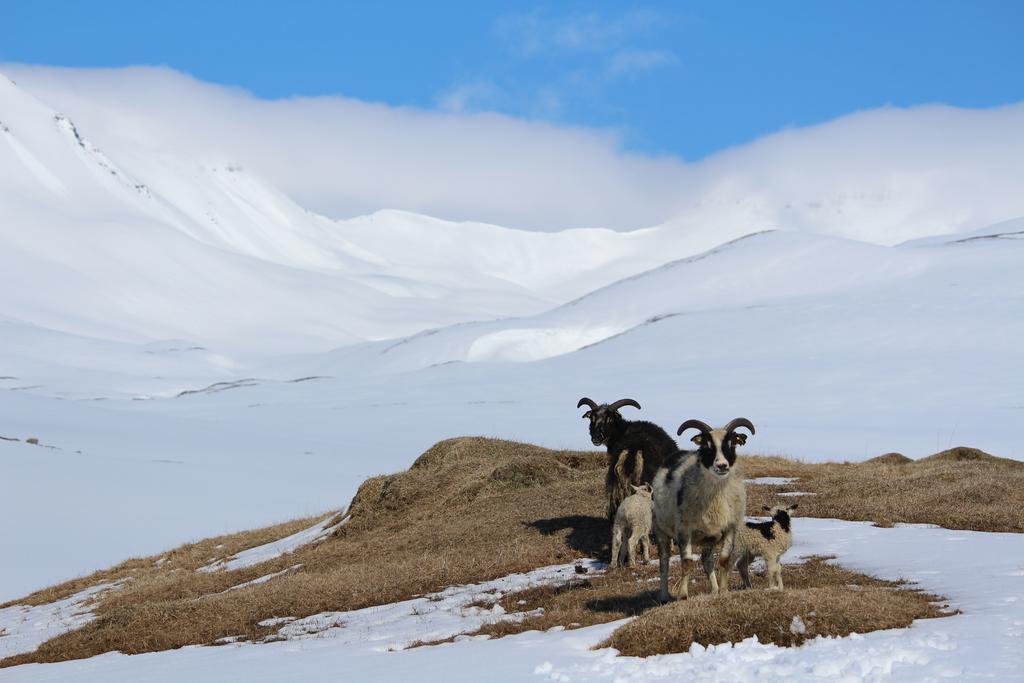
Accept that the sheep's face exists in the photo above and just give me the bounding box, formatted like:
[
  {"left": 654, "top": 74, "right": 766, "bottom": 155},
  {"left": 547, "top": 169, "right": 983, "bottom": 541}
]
[
  {"left": 679, "top": 418, "right": 755, "bottom": 478},
  {"left": 582, "top": 406, "right": 623, "bottom": 446},
  {"left": 691, "top": 429, "right": 739, "bottom": 476},
  {"left": 762, "top": 504, "right": 797, "bottom": 531}
]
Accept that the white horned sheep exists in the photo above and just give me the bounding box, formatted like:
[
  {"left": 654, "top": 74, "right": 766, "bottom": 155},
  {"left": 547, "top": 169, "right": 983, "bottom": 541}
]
[
  {"left": 651, "top": 417, "right": 755, "bottom": 602},
  {"left": 734, "top": 503, "right": 797, "bottom": 590},
  {"left": 610, "top": 483, "right": 653, "bottom": 568}
]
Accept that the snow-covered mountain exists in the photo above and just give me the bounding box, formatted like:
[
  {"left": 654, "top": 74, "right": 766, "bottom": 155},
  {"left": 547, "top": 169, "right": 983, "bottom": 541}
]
[{"left": 1, "top": 69, "right": 1022, "bottom": 601}]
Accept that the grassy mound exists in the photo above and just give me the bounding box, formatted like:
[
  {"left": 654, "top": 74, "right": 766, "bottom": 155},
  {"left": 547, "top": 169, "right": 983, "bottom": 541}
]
[
  {"left": 2, "top": 437, "right": 1017, "bottom": 667},
  {"left": 603, "top": 582, "right": 946, "bottom": 656},
  {"left": 1, "top": 438, "right": 607, "bottom": 667},
  {"left": 743, "top": 450, "right": 1024, "bottom": 532},
  {"left": 449, "top": 556, "right": 948, "bottom": 646},
  {"left": 865, "top": 452, "right": 912, "bottom": 465}
]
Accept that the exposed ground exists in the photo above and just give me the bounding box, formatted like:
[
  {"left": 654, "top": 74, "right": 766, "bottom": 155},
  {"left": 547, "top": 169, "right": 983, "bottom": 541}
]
[{"left": 2, "top": 438, "right": 1019, "bottom": 668}]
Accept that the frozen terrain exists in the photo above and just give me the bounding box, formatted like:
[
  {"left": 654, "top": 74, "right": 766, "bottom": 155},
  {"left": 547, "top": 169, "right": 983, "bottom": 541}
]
[
  {"left": 3, "top": 519, "right": 1022, "bottom": 681},
  {"left": 0, "top": 65, "right": 1021, "bottom": 627}
]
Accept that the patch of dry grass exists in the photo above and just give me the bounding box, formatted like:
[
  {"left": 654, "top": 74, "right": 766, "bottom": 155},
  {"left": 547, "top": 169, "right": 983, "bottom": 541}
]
[
  {"left": 603, "top": 583, "right": 946, "bottom": 656},
  {"left": 2, "top": 438, "right": 609, "bottom": 667},
  {"left": 1, "top": 438, "right": 1015, "bottom": 668},
  {"left": 450, "top": 556, "right": 948, "bottom": 645},
  {"left": 742, "top": 447, "right": 1024, "bottom": 532}
]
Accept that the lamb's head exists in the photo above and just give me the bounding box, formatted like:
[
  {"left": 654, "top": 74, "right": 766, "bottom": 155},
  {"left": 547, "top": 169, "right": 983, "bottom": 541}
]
[
  {"left": 762, "top": 503, "right": 797, "bottom": 531},
  {"left": 677, "top": 417, "right": 755, "bottom": 477},
  {"left": 629, "top": 483, "right": 653, "bottom": 498},
  {"left": 577, "top": 397, "right": 641, "bottom": 447}
]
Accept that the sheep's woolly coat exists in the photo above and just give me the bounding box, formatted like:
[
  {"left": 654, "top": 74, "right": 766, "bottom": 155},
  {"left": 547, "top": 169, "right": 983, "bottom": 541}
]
[
  {"left": 652, "top": 451, "right": 746, "bottom": 600},
  {"left": 734, "top": 507, "right": 794, "bottom": 589},
  {"left": 610, "top": 487, "right": 653, "bottom": 568}
]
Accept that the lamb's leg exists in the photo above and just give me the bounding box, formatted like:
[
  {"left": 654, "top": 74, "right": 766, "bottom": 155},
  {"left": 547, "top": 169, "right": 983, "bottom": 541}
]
[
  {"left": 640, "top": 534, "right": 651, "bottom": 563},
  {"left": 766, "top": 556, "right": 783, "bottom": 590},
  {"left": 626, "top": 532, "right": 637, "bottom": 567},
  {"left": 657, "top": 532, "right": 672, "bottom": 603},
  {"left": 610, "top": 525, "right": 623, "bottom": 569}
]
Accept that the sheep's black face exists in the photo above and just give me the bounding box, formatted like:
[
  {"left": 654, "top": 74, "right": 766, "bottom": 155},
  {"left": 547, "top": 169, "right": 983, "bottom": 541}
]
[
  {"left": 762, "top": 504, "right": 797, "bottom": 532},
  {"left": 583, "top": 407, "right": 622, "bottom": 446}
]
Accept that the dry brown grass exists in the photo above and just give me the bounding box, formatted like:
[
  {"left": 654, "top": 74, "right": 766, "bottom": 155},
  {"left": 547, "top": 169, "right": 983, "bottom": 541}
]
[
  {"left": 742, "top": 447, "right": 1024, "bottom": 532},
  {"left": 2, "top": 438, "right": 609, "bottom": 667},
  {"left": 1, "top": 438, "right": 1016, "bottom": 668},
  {"left": 447, "top": 556, "right": 949, "bottom": 645},
  {"left": 603, "top": 583, "right": 946, "bottom": 656}
]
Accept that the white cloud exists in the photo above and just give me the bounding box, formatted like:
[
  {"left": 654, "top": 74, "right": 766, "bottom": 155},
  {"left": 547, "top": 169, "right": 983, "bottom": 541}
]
[
  {"left": 495, "top": 9, "right": 662, "bottom": 56},
  {"left": 4, "top": 64, "right": 1024, "bottom": 238},
  {"left": 436, "top": 80, "right": 502, "bottom": 114},
  {"left": 606, "top": 49, "right": 679, "bottom": 78}
]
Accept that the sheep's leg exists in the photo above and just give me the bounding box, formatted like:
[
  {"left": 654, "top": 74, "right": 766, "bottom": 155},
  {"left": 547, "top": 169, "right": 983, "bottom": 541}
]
[
  {"left": 737, "top": 554, "right": 753, "bottom": 589},
  {"left": 715, "top": 530, "right": 736, "bottom": 594},
  {"left": 610, "top": 525, "right": 623, "bottom": 569},
  {"left": 657, "top": 532, "right": 672, "bottom": 603},
  {"left": 674, "top": 532, "right": 692, "bottom": 599},
  {"left": 631, "top": 450, "right": 644, "bottom": 485},
  {"left": 701, "top": 546, "right": 719, "bottom": 594},
  {"left": 640, "top": 534, "right": 651, "bottom": 564}
]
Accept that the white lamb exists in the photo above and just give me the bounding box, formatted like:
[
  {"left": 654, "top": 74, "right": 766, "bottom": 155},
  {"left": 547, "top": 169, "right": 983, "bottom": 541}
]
[{"left": 610, "top": 484, "right": 653, "bottom": 568}]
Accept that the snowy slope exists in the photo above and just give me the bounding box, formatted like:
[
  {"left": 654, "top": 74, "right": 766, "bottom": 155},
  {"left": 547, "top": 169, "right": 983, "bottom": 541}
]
[
  {"left": 0, "top": 73, "right": 612, "bottom": 352},
  {"left": 1, "top": 69, "right": 1022, "bottom": 607},
  {"left": 2, "top": 223, "right": 1021, "bottom": 601}
]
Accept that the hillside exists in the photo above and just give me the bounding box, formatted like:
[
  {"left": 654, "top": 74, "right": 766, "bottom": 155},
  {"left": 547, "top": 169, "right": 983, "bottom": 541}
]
[
  {"left": 1, "top": 437, "right": 1021, "bottom": 677},
  {"left": 2, "top": 68, "right": 1023, "bottom": 608}
]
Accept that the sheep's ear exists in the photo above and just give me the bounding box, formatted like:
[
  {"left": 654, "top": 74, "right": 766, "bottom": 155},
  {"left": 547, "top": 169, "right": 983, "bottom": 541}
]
[
  {"left": 762, "top": 505, "right": 772, "bottom": 512},
  {"left": 582, "top": 411, "right": 592, "bottom": 419},
  {"left": 733, "top": 433, "right": 747, "bottom": 445},
  {"left": 630, "top": 484, "right": 641, "bottom": 493},
  {"left": 691, "top": 434, "right": 703, "bottom": 445}
]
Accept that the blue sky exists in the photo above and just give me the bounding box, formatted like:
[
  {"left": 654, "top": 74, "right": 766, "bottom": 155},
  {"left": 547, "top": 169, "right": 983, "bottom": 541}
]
[{"left": 4, "top": 1, "right": 1022, "bottom": 160}]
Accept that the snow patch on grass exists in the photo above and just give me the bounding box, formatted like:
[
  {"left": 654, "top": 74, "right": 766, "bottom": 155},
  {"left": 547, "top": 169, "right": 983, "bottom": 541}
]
[
  {"left": 0, "top": 581, "right": 122, "bottom": 659},
  {"left": 273, "top": 559, "right": 605, "bottom": 651},
  {"left": 198, "top": 516, "right": 348, "bottom": 574},
  {"left": 746, "top": 477, "right": 799, "bottom": 486}
]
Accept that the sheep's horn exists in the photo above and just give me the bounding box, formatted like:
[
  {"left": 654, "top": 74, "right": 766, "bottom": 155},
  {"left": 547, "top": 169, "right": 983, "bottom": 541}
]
[
  {"left": 608, "top": 398, "right": 641, "bottom": 412},
  {"left": 577, "top": 397, "right": 598, "bottom": 410},
  {"left": 724, "top": 417, "right": 756, "bottom": 436},
  {"left": 677, "top": 419, "right": 713, "bottom": 436}
]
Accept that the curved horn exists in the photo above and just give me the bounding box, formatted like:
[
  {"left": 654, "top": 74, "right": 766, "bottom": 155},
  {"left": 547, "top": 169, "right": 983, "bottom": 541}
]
[
  {"left": 607, "top": 398, "right": 641, "bottom": 412},
  {"left": 577, "top": 397, "right": 598, "bottom": 410},
  {"left": 677, "top": 419, "right": 713, "bottom": 436},
  {"left": 724, "top": 417, "right": 756, "bottom": 436}
]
